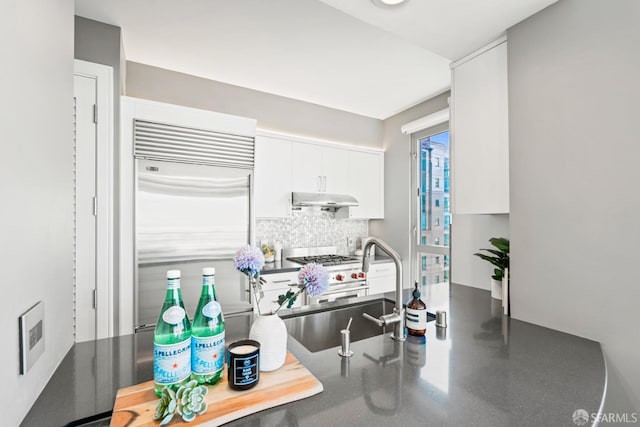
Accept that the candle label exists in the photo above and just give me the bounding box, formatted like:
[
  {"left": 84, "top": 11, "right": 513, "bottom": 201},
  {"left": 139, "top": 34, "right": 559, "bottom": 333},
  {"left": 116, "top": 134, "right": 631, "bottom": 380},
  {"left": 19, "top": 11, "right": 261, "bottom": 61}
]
[
  {"left": 232, "top": 353, "right": 259, "bottom": 386},
  {"left": 406, "top": 308, "right": 428, "bottom": 330},
  {"left": 154, "top": 338, "right": 191, "bottom": 385},
  {"left": 192, "top": 331, "right": 225, "bottom": 375}
]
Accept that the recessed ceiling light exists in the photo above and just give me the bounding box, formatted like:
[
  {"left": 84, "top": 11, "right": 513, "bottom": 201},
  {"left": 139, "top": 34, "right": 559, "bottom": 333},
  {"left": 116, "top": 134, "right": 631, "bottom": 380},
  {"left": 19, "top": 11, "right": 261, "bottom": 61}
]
[{"left": 371, "top": 0, "right": 409, "bottom": 7}]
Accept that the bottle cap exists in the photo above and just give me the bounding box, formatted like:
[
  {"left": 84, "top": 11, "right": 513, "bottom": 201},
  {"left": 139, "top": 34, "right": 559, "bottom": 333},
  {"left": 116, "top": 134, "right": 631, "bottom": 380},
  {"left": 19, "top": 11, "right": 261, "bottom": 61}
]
[
  {"left": 167, "top": 270, "right": 181, "bottom": 279},
  {"left": 203, "top": 267, "right": 216, "bottom": 276},
  {"left": 413, "top": 282, "right": 420, "bottom": 299}
]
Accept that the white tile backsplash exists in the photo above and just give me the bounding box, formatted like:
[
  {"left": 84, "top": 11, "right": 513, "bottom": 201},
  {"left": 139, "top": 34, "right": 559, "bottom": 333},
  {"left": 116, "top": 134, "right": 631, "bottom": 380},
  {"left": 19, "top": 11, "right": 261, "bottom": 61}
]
[{"left": 256, "top": 208, "right": 368, "bottom": 255}]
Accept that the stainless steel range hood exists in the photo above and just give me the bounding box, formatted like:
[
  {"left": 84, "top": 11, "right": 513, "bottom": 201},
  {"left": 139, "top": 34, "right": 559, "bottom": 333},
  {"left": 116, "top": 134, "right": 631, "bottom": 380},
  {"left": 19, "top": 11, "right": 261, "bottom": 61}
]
[{"left": 292, "top": 192, "right": 359, "bottom": 208}]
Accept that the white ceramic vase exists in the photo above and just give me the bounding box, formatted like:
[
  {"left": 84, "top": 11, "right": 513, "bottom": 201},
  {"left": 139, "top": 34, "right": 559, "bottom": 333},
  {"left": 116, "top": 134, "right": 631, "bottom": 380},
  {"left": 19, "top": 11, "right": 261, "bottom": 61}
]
[
  {"left": 249, "top": 313, "right": 287, "bottom": 372},
  {"left": 491, "top": 278, "right": 503, "bottom": 300}
]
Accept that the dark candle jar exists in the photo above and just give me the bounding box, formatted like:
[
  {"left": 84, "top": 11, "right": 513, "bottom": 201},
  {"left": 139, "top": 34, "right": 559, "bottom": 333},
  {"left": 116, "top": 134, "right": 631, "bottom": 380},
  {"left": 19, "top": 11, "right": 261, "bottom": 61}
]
[{"left": 227, "top": 340, "right": 260, "bottom": 391}]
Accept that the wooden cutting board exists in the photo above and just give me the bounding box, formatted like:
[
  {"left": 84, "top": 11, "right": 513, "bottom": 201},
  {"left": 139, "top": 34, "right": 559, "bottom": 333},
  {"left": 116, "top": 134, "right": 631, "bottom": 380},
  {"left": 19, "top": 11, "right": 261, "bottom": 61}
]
[{"left": 110, "top": 352, "right": 323, "bottom": 426}]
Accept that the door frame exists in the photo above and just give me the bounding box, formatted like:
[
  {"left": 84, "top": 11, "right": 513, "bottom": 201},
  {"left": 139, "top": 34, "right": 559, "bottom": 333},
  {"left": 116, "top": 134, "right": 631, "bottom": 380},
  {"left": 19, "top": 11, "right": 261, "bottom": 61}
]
[
  {"left": 410, "top": 121, "right": 450, "bottom": 287},
  {"left": 73, "top": 59, "right": 114, "bottom": 339}
]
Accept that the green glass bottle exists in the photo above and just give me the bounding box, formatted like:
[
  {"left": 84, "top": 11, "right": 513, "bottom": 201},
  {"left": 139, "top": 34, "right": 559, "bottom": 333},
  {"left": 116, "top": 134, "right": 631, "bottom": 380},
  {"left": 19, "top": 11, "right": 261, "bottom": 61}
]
[
  {"left": 191, "top": 267, "right": 225, "bottom": 385},
  {"left": 153, "top": 270, "right": 192, "bottom": 397}
]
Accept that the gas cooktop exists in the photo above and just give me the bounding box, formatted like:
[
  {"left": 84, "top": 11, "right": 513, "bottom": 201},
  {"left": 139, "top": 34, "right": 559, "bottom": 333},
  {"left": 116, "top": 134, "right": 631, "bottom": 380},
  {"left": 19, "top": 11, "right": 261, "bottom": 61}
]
[{"left": 286, "top": 254, "right": 360, "bottom": 266}]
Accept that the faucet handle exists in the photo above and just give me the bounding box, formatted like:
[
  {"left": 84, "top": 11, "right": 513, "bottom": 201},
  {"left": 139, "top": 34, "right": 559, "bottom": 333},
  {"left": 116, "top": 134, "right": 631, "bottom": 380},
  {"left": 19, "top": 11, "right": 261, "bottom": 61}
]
[{"left": 363, "top": 312, "right": 384, "bottom": 327}]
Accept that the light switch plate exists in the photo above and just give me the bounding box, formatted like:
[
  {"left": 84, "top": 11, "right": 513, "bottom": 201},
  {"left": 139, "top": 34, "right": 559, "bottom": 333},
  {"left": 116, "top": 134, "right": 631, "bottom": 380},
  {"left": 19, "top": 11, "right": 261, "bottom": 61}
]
[{"left": 19, "top": 301, "right": 45, "bottom": 375}]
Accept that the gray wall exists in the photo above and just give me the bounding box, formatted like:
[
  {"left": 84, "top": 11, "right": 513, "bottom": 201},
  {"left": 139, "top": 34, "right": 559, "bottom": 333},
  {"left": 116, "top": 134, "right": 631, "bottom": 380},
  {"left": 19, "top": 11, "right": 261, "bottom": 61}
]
[
  {"left": 74, "top": 15, "right": 123, "bottom": 334},
  {"left": 0, "top": 0, "right": 74, "bottom": 425},
  {"left": 508, "top": 0, "right": 640, "bottom": 412},
  {"left": 126, "top": 62, "right": 383, "bottom": 148},
  {"left": 370, "top": 92, "right": 450, "bottom": 290},
  {"left": 451, "top": 214, "right": 509, "bottom": 289}
]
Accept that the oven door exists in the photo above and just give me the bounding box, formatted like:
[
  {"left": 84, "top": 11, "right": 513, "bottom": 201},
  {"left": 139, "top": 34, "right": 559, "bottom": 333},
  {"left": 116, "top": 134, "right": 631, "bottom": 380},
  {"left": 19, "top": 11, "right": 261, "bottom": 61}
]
[{"left": 306, "top": 283, "right": 369, "bottom": 305}]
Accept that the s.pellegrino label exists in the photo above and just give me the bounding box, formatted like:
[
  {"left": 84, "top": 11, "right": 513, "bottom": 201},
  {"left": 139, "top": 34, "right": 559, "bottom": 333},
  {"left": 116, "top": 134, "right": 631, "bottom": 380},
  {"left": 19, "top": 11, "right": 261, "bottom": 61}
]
[
  {"left": 162, "top": 306, "right": 186, "bottom": 325},
  {"left": 202, "top": 301, "right": 221, "bottom": 320},
  {"left": 154, "top": 338, "right": 191, "bottom": 386},
  {"left": 192, "top": 331, "right": 225, "bottom": 375},
  {"left": 406, "top": 307, "right": 428, "bottom": 330}
]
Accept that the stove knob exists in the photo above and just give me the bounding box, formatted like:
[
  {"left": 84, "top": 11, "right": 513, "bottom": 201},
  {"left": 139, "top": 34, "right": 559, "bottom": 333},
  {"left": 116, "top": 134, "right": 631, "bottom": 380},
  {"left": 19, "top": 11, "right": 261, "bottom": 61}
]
[
  {"left": 358, "top": 272, "right": 366, "bottom": 278},
  {"left": 336, "top": 274, "right": 344, "bottom": 281},
  {"left": 351, "top": 273, "right": 359, "bottom": 279}
]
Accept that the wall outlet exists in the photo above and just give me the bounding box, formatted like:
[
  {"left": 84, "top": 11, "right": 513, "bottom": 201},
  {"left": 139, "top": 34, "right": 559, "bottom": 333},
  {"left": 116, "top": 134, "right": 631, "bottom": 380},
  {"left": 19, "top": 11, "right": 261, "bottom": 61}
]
[{"left": 19, "top": 301, "right": 45, "bottom": 375}]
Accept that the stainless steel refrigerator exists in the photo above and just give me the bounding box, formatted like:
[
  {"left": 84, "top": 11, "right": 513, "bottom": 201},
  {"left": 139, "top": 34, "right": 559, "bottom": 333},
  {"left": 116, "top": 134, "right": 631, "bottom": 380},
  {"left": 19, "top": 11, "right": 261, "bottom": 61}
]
[{"left": 135, "top": 158, "right": 254, "bottom": 330}]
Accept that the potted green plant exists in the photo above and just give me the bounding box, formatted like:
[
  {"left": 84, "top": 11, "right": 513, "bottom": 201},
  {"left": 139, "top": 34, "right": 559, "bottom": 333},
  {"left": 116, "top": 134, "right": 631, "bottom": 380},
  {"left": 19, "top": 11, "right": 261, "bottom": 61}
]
[{"left": 474, "top": 237, "right": 509, "bottom": 300}]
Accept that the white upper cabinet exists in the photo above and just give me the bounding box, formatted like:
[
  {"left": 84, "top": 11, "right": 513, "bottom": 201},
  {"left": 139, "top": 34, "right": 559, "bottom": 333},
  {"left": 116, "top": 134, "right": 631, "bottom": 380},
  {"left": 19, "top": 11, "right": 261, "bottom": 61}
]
[
  {"left": 344, "top": 150, "right": 384, "bottom": 219},
  {"left": 450, "top": 38, "right": 509, "bottom": 214},
  {"left": 322, "top": 146, "right": 350, "bottom": 194},
  {"left": 254, "top": 134, "right": 292, "bottom": 218},
  {"left": 291, "top": 142, "right": 323, "bottom": 193},
  {"left": 255, "top": 131, "right": 384, "bottom": 219},
  {"left": 291, "top": 142, "right": 349, "bottom": 194}
]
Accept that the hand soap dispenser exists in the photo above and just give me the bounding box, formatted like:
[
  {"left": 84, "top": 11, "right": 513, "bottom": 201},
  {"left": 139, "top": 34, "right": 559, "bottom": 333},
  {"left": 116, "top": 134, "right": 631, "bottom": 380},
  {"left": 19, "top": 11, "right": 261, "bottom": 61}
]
[{"left": 406, "top": 282, "right": 427, "bottom": 336}]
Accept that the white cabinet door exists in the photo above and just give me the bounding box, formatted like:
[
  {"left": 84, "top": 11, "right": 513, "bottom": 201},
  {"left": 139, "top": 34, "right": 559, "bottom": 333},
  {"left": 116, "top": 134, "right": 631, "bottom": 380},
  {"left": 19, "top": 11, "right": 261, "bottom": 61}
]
[
  {"left": 255, "top": 135, "right": 292, "bottom": 218},
  {"left": 367, "top": 262, "right": 396, "bottom": 295},
  {"left": 322, "top": 146, "right": 350, "bottom": 194},
  {"left": 451, "top": 40, "right": 509, "bottom": 214},
  {"left": 345, "top": 150, "right": 384, "bottom": 219},
  {"left": 291, "top": 142, "right": 323, "bottom": 192}
]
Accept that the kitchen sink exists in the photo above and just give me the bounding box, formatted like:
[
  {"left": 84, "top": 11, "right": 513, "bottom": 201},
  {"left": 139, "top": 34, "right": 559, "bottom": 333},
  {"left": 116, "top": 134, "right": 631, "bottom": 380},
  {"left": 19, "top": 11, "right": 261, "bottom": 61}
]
[{"left": 281, "top": 299, "right": 397, "bottom": 353}]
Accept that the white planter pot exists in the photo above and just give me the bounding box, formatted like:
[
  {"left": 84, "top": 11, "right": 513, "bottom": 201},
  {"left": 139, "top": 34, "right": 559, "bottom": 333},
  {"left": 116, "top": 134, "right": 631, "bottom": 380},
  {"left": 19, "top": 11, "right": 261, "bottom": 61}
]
[
  {"left": 249, "top": 313, "right": 287, "bottom": 372},
  {"left": 491, "top": 278, "right": 503, "bottom": 300}
]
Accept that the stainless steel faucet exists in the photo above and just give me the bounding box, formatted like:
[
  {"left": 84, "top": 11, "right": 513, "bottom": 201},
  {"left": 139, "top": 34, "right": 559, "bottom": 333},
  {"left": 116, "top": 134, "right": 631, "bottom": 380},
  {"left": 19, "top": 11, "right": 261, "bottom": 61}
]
[{"left": 361, "top": 237, "right": 406, "bottom": 341}]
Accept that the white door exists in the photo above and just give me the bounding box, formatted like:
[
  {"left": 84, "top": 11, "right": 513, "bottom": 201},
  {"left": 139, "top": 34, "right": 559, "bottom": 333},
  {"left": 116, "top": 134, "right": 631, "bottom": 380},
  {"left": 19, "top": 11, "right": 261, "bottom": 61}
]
[
  {"left": 73, "top": 60, "right": 114, "bottom": 342},
  {"left": 74, "top": 74, "right": 98, "bottom": 342}
]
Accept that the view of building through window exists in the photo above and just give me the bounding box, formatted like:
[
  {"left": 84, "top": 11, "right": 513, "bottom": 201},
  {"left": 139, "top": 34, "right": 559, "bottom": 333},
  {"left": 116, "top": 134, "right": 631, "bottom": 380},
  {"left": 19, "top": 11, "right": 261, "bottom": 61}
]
[{"left": 418, "top": 130, "right": 450, "bottom": 285}]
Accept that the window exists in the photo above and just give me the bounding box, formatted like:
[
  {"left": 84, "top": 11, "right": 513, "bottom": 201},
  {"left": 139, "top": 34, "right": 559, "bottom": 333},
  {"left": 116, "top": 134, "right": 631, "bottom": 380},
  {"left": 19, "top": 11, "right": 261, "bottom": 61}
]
[
  {"left": 444, "top": 235, "right": 449, "bottom": 246},
  {"left": 415, "top": 130, "right": 450, "bottom": 288},
  {"left": 444, "top": 255, "right": 449, "bottom": 267},
  {"left": 444, "top": 271, "right": 449, "bottom": 281},
  {"left": 444, "top": 198, "right": 450, "bottom": 211}
]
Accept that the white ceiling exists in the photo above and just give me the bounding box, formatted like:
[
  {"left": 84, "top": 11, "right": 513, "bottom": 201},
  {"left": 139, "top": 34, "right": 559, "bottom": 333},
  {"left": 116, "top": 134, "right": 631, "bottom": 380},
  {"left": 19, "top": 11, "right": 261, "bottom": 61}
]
[
  {"left": 75, "top": 0, "right": 556, "bottom": 120},
  {"left": 318, "top": 0, "right": 558, "bottom": 60}
]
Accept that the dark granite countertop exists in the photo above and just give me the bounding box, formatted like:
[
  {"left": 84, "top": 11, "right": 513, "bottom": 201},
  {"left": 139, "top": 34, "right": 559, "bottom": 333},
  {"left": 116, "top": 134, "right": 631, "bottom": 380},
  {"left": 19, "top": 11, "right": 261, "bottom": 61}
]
[{"left": 22, "top": 284, "right": 606, "bottom": 426}]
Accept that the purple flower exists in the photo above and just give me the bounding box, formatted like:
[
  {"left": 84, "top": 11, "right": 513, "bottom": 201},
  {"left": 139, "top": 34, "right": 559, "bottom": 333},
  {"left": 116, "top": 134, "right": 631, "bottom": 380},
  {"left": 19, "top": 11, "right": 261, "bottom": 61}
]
[
  {"left": 298, "top": 263, "right": 329, "bottom": 297},
  {"left": 234, "top": 245, "right": 265, "bottom": 278}
]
